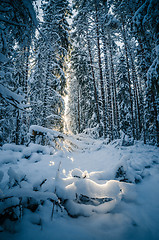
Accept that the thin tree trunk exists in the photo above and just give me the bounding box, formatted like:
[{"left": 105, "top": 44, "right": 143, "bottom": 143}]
[
  {"left": 43, "top": 55, "right": 50, "bottom": 127},
  {"left": 77, "top": 85, "right": 81, "bottom": 133},
  {"left": 129, "top": 51, "right": 142, "bottom": 139},
  {"left": 121, "top": 23, "right": 135, "bottom": 139},
  {"left": 95, "top": 2, "right": 107, "bottom": 138},
  {"left": 15, "top": 109, "right": 20, "bottom": 145},
  {"left": 136, "top": 36, "right": 148, "bottom": 143},
  {"left": 101, "top": 28, "right": 113, "bottom": 140},
  {"left": 152, "top": 93, "right": 159, "bottom": 146},
  {"left": 87, "top": 33, "right": 100, "bottom": 126},
  {"left": 24, "top": 46, "right": 29, "bottom": 97},
  {"left": 21, "top": 45, "right": 30, "bottom": 144},
  {"left": 124, "top": 29, "right": 142, "bottom": 139},
  {"left": 107, "top": 30, "right": 120, "bottom": 138}
]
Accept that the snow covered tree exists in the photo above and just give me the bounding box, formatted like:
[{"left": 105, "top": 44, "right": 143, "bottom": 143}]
[
  {"left": 30, "top": 0, "right": 71, "bottom": 131},
  {"left": 68, "top": 40, "right": 99, "bottom": 135},
  {"left": 70, "top": 0, "right": 108, "bottom": 138},
  {"left": 117, "top": 54, "right": 132, "bottom": 136},
  {"left": 0, "top": 0, "right": 37, "bottom": 144},
  {"left": 133, "top": 0, "right": 159, "bottom": 145}
]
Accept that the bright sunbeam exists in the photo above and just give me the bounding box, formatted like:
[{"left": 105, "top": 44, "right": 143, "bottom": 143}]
[{"left": 63, "top": 94, "right": 72, "bottom": 135}]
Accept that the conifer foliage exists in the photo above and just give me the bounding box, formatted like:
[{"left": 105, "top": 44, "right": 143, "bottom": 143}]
[
  {"left": 0, "top": 0, "right": 158, "bottom": 146},
  {"left": 0, "top": 0, "right": 71, "bottom": 144},
  {"left": 67, "top": 0, "right": 159, "bottom": 145},
  {"left": 30, "top": 0, "right": 71, "bottom": 131}
]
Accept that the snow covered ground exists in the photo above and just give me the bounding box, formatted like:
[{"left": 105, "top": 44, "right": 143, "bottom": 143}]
[{"left": 0, "top": 134, "right": 159, "bottom": 240}]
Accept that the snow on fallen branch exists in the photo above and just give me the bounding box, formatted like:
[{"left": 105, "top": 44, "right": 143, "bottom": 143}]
[
  {"left": 0, "top": 84, "right": 25, "bottom": 110},
  {"left": 29, "top": 125, "right": 64, "bottom": 147},
  {"left": 29, "top": 125, "right": 64, "bottom": 139},
  {"left": 55, "top": 168, "right": 136, "bottom": 217}
]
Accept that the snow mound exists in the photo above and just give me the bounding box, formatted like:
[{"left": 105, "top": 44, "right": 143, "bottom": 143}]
[
  {"left": 56, "top": 169, "right": 136, "bottom": 217},
  {"left": 2, "top": 144, "right": 24, "bottom": 152},
  {"left": 0, "top": 151, "right": 22, "bottom": 165},
  {"left": 64, "top": 198, "right": 118, "bottom": 217},
  {"left": 65, "top": 179, "right": 121, "bottom": 199},
  {"left": 22, "top": 143, "right": 52, "bottom": 159}
]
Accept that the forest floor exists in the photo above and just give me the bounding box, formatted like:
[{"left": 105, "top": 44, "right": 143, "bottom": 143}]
[{"left": 0, "top": 134, "right": 159, "bottom": 240}]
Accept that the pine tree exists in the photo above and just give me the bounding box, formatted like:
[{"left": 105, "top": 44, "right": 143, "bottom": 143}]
[
  {"left": 133, "top": 0, "right": 159, "bottom": 145},
  {"left": 0, "top": 0, "right": 37, "bottom": 144},
  {"left": 117, "top": 54, "right": 132, "bottom": 136},
  {"left": 68, "top": 40, "right": 98, "bottom": 135}
]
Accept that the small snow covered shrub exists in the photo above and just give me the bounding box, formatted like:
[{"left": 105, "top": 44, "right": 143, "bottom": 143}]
[
  {"left": 0, "top": 166, "right": 60, "bottom": 232},
  {"left": 0, "top": 168, "right": 26, "bottom": 230},
  {"left": 115, "top": 166, "right": 128, "bottom": 182},
  {"left": 120, "top": 131, "right": 134, "bottom": 146},
  {"left": 22, "top": 143, "right": 53, "bottom": 162},
  {"left": 83, "top": 126, "right": 100, "bottom": 139},
  {"left": 0, "top": 197, "right": 21, "bottom": 223},
  {"left": 8, "top": 167, "right": 27, "bottom": 188},
  {"left": 0, "top": 172, "right": 21, "bottom": 233}
]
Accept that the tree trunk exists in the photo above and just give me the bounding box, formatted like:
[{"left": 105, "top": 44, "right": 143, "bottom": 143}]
[
  {"left": 101, "top": 28, "right": 113, "bottom": 140},
  {"left": 129, "top": 51, "right": 142, "bottom": 139},
  {"left": 107, "top": 30, "right": 120, "bottom": 138},
  {"left": 121, "top": 23, "right": 135, "bottom": 139},
  {"left": 43, "top": 55, "right": 50, "bottom": 127},
  {"left": 87, "top": 33, "right": 101, "bottom": 127},
  {"left": 95, "top": 2, "right": 107, "bottom": 138},
  {"left": 15, "top": 110, "right": 20, "bottom": 145},
  {"left": 77, "top": 85, "right": 81, "bottom": 133}
]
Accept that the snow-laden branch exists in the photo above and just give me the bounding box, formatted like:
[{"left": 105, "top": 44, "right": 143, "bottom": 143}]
[
  {"left": 29, "top": 125, "right": 64, "bottom": 138},
  {"left": 0, "top": 84, "right": 24, "bottom": 110}
]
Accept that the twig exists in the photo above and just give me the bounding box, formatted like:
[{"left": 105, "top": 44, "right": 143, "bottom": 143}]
[{"left": 51, "top": 201, "right": 55, "bottom": 220}]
